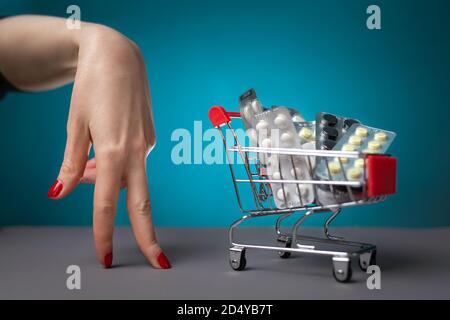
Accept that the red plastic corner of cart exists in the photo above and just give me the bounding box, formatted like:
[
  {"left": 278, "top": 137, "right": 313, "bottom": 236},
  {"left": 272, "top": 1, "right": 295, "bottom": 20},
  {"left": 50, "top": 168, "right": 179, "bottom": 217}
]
[
  {"left": 209, "top": 106, "right": 231, "bottom": 127},
  {"left": 366, "top": 155, "right": 397, "bottom": 197}
]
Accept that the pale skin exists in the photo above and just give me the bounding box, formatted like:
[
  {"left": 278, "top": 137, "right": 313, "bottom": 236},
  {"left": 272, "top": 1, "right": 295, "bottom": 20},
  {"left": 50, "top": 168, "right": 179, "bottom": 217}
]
[{"left": 0, "top": 15, "right": 171, "bottom": 269}]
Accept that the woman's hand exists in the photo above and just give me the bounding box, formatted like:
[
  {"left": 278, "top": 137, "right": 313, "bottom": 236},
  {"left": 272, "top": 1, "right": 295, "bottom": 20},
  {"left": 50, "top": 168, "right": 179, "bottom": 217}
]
[{"left": 0, "top": 16, "right": 171, "bottom": 269}]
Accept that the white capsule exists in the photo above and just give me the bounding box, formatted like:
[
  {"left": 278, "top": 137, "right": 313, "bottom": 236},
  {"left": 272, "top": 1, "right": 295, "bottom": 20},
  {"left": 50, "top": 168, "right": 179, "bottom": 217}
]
[
  {"left": 274, "top": 113, "right": 289, "bottom": 128},
  {"left": 292, "top": 115, "right": 304, "bottom": 123},
  {"left": 280, "top": 132, "right": 294, "bottom": 146},
  {"left": 276, "top": 188, "right": 288, "bottom": 201},
  {"left": 272, "top": 171, "right": 281, "bottom": 180},
  {"left": 246, "top": 129, "right": 258, "bottom": 146},
  {"left": 261, "top": 138, "right": 272, "bottom": 148},
  {"left": 256, "top": 120, "right": 269, "bottom": 131}
]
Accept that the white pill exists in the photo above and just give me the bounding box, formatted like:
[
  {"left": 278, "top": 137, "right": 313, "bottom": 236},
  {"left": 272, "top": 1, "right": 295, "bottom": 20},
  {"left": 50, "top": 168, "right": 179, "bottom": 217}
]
[
  {"left": 281, "top": 132, "right": 294, "bottom": 145},
  {"left": 274, "top": 114, "right": 289, "bottom": 128},
  {"left": 272, "top": 171, "right": 281, "bottom": 180},
  {"left": 256, "top": 120, "right": 269, "bottom": 131},
  {"left": 261, "top": 138, "right": 272, "bottom": 148},
  {"left": 246, "top": 129, "right": 258, "bottom": 146},
  {"left": 251, "top": 100, "right": 262, "bottom": 113},
  {"left": 292, "top": 115, "right": 304, "bottom": 123},
  {"left": 276, "top": 188, "right": 288, "bottom": 201}
]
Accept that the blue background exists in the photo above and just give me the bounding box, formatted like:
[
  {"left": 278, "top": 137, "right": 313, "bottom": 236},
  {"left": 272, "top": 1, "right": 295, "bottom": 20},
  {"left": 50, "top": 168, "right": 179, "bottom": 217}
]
[{"left": 0, "top": 0, "right": 449, "bottom": 227}]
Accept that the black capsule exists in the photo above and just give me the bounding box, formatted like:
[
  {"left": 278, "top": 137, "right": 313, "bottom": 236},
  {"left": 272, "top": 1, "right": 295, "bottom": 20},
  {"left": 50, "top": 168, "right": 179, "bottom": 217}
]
[
  {"left": 322, "top": 127, "right": 339, "bottom": 141},
  {"left": 344, "top": 118, "right": 359, "bottom": 130},
  {"left": 321, "top": 114, "right": 338, "bottom": 127},
  {"left": 321, "top": 139, "right": 336, "bottom": 150}
]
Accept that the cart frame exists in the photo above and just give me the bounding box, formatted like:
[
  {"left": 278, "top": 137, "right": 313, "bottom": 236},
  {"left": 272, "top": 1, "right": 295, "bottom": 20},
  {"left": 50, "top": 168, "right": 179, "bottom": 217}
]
[{"left": 208, "top": 106, "right": 395, "bottom": 282}]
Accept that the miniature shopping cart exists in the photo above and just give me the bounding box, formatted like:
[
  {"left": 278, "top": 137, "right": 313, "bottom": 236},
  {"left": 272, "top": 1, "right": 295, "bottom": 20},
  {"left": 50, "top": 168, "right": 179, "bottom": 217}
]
[{"left": 208, "top": 106, "right": 397, "bottom": 282}]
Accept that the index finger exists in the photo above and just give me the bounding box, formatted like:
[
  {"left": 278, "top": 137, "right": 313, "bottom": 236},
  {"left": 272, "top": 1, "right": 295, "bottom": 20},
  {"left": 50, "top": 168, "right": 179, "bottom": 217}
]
[{"left": 125, "top": 160, "right": 171, "bottom": 269}]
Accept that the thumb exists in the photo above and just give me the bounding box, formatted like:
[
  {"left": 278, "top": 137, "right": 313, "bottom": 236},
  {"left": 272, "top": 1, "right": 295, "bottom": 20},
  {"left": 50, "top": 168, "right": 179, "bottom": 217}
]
[{"left": 48, "top": 127, "right": 91, "bottom": 199}]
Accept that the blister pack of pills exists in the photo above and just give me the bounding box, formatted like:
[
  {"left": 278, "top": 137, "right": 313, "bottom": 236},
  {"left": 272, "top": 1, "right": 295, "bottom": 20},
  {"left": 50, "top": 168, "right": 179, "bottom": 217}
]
[
  {"left": 313, "top": 112, "right": 360, "bottom": 204},
  {"left": 325, "top": 123, "right": 396, "bottom": 182},
  {"left": 294, "top": 121, "right": 316, "bottom": 146},
  {"left": 286, "top": 107, "right": 316, "bottom": 149},
  {"left": 314, "top": 112, "right": 360, "bottom": 180},
  {"left": 315, "top": 112, "right": 360, "bottom": 151},
  {"left": 255, "top": 106, "right": 315, "bottom": 208},
  {"left": 239, "top": 88, "right": 264, "bottom": 131}
]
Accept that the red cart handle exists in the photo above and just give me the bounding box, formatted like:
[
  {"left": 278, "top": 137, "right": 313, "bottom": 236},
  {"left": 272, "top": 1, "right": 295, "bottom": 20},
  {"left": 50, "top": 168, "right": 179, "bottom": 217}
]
[{"left": 208, "top": 106, "right": 241, "bottom": 128}]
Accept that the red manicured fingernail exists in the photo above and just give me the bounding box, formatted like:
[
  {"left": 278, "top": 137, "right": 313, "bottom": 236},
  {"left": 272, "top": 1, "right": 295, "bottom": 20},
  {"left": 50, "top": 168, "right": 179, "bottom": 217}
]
[
  {"left": 157, "top": 252, "right": 171, "bottom": 269},
  {"left": 47, "top": 180, "right": 63, "bottom": 198},
  {"left": 104, "top": 252, "right": 113, "bottom": 269}
]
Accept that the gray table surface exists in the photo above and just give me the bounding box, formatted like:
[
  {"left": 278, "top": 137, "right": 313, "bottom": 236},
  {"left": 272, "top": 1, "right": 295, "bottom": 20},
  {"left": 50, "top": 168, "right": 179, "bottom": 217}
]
[{"left": 0, "top": 227, "right": 449, "bottom": 299}]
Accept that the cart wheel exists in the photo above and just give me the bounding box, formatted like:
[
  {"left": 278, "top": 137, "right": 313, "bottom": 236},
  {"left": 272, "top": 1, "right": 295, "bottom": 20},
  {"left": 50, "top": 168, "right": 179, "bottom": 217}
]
[
  {"left": 278, "top": 237, "right": 292, "bottom": 259},
  {"left": 229, "top": 247, "right": 246, "bottom": 271},
  {"left": 332, "top": 257, "right": 352, "bottom": 283},
  {"left": 359, "top": 250, "right": 377, "bottom": 271}
]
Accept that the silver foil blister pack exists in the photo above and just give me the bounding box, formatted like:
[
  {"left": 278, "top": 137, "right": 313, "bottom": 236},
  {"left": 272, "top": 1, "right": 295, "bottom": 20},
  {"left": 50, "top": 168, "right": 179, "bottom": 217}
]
[{"left": 255, "top": 107, "right": 314, "bottom": 208}]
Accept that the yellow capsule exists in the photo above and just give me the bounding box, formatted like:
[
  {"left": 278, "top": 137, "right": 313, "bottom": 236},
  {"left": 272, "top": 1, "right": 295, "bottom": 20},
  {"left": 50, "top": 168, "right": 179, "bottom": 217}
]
[
  {"left": 299, "top": 127, "right": 313, "bottom": 140},
  {"left": 363, "top": 148, "right": 375, "bottom": 154},
  {"left": 349, "top": 135, "right": 362, "bottom": 146},
  {"left": 355, "top": 126, "right": 369, "bottom": 137},
  {"left": 374, "top": 132, "right": 388, "bottom": 142},
  {"left": 368, "top": 140, "right": 381, "bottom": 150},
  {"left": 354, "top": 158, "right": 365, "bottom": 169},
  {"left": 342, "top": 144, "right": 355, "bottom": 152},
  {"left": 328, "top": 162, "right": 342, "bottom": 175},
  {"left": 347, "top": 168, "right": 362, "bottom": 180}
]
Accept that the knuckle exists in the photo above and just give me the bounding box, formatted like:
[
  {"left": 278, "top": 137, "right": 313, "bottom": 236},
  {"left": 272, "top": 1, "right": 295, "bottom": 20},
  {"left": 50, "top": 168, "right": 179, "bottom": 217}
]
[
  {"left": 130, "top": 139, "right": 149, "bottom": 155},
  {"left": 96, "top": 144, "right": 127, "bottom": 161},
  {"left": 129, "top": 199, "right": 151, "bottom": 217}
]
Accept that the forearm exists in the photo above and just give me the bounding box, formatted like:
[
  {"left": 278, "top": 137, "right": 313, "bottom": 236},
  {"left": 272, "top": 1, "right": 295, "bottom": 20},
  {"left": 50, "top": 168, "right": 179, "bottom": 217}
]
[{"left": 0, "top": 15, "right": 140, "bottom": 92}]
